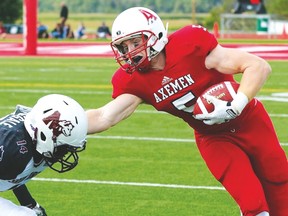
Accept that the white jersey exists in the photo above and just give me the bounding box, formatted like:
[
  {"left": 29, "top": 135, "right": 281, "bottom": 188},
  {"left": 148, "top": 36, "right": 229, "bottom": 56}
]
[
  {"left": 0, "top": 105, "right": 48, "bottom": 191},
  {"left": 0, "top": 158, "right": 46, "bottom": 191}
]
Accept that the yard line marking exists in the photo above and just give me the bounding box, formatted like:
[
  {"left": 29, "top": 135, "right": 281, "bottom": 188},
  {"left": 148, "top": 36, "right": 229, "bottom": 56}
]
[
  {"left": 32, "top": 177, "right": 225, "bottom": 191},
  {"left": 88, "top": 135, "right": 195, "bottom": 143},
  {"left": 0, "top": 82, "right": 112, "bottom": 89},
  {"left": 88, "top": 135, "right": 288, "bottom": 146},
  {"left": 268, "top": 113, "right": 288, "bottom": 117},
  {"left": 0, "top": 88, "right": 110, "bottom": 95},
  {"left": 258, "top": 96, "right": 288, "bottom": 102}
]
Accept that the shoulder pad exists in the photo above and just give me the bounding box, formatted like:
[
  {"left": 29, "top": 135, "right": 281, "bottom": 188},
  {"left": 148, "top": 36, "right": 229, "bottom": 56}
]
[{"left": 14, "top": 105, "right": 32, "bottom": 115}]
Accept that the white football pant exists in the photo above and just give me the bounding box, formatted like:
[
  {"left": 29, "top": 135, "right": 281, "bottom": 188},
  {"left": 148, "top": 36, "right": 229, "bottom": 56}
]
[{"left": 0, "top": 197, "right": 37, "bottom": 216}]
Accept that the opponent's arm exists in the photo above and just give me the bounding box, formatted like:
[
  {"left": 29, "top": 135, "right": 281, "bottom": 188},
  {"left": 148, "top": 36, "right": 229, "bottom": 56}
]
[
  {"left": 13, "top": 184, "right": 47, "bottom": 216},
  {"left": 86, "top": 93, "right": 142, "bottom": 134}
]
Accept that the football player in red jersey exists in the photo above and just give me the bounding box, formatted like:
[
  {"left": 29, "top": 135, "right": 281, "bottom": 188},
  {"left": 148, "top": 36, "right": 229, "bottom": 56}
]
[
  {"left": 0, "top": 94, "right": 87, "bottom": 216},
  {"left": 86, "top": 7, "right": 288, "bottom": 216}
]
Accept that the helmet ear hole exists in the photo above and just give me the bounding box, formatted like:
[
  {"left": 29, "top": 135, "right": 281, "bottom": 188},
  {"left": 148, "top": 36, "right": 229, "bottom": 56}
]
[
  {"left": 158, "top": 32, "right": 163, "bottom": 39},
  {"left": 40, "top": 132, "right": 46, "bottom": 141}
]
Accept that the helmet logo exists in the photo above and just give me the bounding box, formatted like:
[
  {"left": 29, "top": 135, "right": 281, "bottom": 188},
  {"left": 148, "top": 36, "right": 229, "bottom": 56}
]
[
  {"left": 43, "top": 111, "right": 74, "bottom": 138},
  {"left": 139, "top": 9, "right": 157, "bottom": 24}
]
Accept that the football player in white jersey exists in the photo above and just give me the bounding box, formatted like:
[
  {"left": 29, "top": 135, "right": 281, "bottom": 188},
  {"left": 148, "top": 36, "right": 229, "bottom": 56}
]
[{"left": 0, "top": 94, "right": 88, "bottom": 216}]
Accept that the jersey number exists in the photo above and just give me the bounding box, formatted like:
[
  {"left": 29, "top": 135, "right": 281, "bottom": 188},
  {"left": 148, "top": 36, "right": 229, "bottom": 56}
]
[{"left": 172, "top": 92, "right": 195, "bottom": 113}]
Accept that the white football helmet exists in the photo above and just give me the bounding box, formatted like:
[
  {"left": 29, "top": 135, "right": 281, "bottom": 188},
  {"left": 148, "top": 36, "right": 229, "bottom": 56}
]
[
  {"left": 24, "top": 94, "right": 88, "bottom": 173},
  {"left": 110, "top": 7, "right": 169, "bottom": 73}
]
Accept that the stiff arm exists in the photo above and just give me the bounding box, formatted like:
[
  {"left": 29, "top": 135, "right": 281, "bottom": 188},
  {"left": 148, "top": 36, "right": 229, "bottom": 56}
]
[{"left": 86, "top": 93, "right": 142, "bottom": 134}]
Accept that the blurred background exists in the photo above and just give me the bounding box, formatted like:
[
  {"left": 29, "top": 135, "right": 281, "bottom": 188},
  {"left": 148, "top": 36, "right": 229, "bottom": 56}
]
[{"left": 1, "top": 0, "right": 288, "bottom": 40}]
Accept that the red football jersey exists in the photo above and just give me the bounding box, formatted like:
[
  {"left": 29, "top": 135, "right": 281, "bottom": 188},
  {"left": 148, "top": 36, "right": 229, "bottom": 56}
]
[{"left": 111, "top": 25, "right": 253, "bottom": 133}]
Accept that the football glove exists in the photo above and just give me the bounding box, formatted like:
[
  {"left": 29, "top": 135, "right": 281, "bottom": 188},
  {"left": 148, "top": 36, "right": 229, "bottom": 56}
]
[
  {"left": 32, "top": 203, "right": 47, "bottom": 216},
  {"left": 194, "top": 92, "right": 248, "bottom": 125}
]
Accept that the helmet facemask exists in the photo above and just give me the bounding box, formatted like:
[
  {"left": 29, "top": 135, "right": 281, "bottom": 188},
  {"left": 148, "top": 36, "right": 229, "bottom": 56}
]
[
  {"left": 111, "top": 31, "right": 159, "bottom": 74},
  {"left": 42, "top": 140, "right": 86, "bottom": 173}
]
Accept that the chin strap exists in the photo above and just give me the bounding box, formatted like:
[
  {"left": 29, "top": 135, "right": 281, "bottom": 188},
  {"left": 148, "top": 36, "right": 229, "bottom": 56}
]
[{"left": 163, "top": 22, "right": 169, "bottom": 44}]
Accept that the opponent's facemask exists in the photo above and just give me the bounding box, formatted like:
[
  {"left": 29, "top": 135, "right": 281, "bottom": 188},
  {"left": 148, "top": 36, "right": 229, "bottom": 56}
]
[
  {"left": 42, "top": 141, "right": 86, "bottom": 173},
  {"left": 111, "top": 7, "right": 168, "bottom": 74},
  {"left": 24, "top": 94, "right": 88, "bottom": 173}
]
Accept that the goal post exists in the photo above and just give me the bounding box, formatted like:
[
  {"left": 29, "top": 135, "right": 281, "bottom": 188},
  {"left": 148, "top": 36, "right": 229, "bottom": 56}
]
[
  {"left": 23, "top": 0, "right": 37, "bottom": 55},
  {"left": 220, "top": 13, "right": 271, "bottom": 38}
]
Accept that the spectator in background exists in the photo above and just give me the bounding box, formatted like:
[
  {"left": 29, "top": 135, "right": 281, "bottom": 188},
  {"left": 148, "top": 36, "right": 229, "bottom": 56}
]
[
  {"left": 96, "top": 22, "right": 111, "bottom": 39},
  {"left": 51, "top": 23, "right": 63, "bottom": 39},
  {"left": 65, "top": 24, "right": 75, "bottom": 39},
  {"left": 60, "top": 2, "right": 69, "bottom": 27},
  {"left": 0, "top": 21, "right": 7, "bottom": 39},
  {"left": 76, "top": 22, "right": 87, "bottom": 39},
  {"left": 37, "top": 21, "right": 49, "bottom": 39}
]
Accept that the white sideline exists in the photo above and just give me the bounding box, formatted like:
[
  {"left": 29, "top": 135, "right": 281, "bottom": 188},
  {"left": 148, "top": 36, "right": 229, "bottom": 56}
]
[
  {"left": 32, "top": 177, "right": 225, "bottom": 191},
  {"left": 88, "top": 135, "right": 196, "bottom": 143},
  {"left": 88, "top": 135, "right": 288, "bottom": 146}
]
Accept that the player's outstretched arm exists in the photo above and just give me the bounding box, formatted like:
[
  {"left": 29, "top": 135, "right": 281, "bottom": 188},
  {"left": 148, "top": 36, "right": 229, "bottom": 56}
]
[{"left": 86, "top": 93, "right": 142, "bottom": 134}]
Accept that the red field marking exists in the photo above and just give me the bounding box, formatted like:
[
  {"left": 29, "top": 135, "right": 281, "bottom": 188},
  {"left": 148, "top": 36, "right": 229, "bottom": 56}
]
[
  {"left": 0, "top": 42, "right": 288, "bottom": 60},
  {"left": 223, "top": 44, "right": 288, "bottom": 60},
  {"left": 0, "top": 42, "right": 113, "bottom": 57}
]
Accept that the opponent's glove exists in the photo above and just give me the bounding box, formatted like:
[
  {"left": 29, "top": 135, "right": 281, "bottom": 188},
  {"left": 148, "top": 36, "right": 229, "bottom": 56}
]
[
  {"left": 194, "top": 92, "right": 248, "bottom": 125},
  {"left": 32, "top": 203, "right": 47, "bottom": 216}
]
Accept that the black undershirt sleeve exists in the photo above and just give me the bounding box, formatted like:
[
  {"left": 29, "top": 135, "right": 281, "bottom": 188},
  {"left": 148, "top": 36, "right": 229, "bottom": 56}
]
[{"left": 13, "top": 184, "right": 36, "bottom": 208}]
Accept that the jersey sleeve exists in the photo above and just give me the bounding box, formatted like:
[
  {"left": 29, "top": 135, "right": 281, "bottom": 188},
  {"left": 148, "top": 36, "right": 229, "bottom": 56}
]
[
  {"left": 111, "top": 67, "right": 136, "bottom": 99},
  {"left": 169, "top": 25, "right": 218, "bottom": 57},
  {"left": 191, "top": 25, "right": 218, "bottom": 55},
  {"left": 111, "top": 68, "right": 125, "bottom": 99}
]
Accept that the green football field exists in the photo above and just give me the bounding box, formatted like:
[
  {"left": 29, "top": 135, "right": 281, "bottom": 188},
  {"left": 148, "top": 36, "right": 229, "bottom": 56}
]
[{"left": 0, "top": 57, "right": 287, "bottom": 216}]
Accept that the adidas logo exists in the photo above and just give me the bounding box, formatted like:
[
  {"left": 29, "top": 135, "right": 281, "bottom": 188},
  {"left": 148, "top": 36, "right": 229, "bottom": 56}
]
[{"left": 161, "top": 76, "right": 173, "bottom": 85}]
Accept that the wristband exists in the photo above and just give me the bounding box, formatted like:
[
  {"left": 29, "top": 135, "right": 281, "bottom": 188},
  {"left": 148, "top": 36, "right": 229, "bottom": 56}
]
[{"left": 231, "top": 91, "right": 249, "bottom": 115}]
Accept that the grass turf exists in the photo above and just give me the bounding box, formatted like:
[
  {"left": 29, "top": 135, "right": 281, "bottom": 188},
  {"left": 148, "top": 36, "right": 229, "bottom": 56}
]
[{"left": 0, "top": 57, "right": 287, "bottom": 215}]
